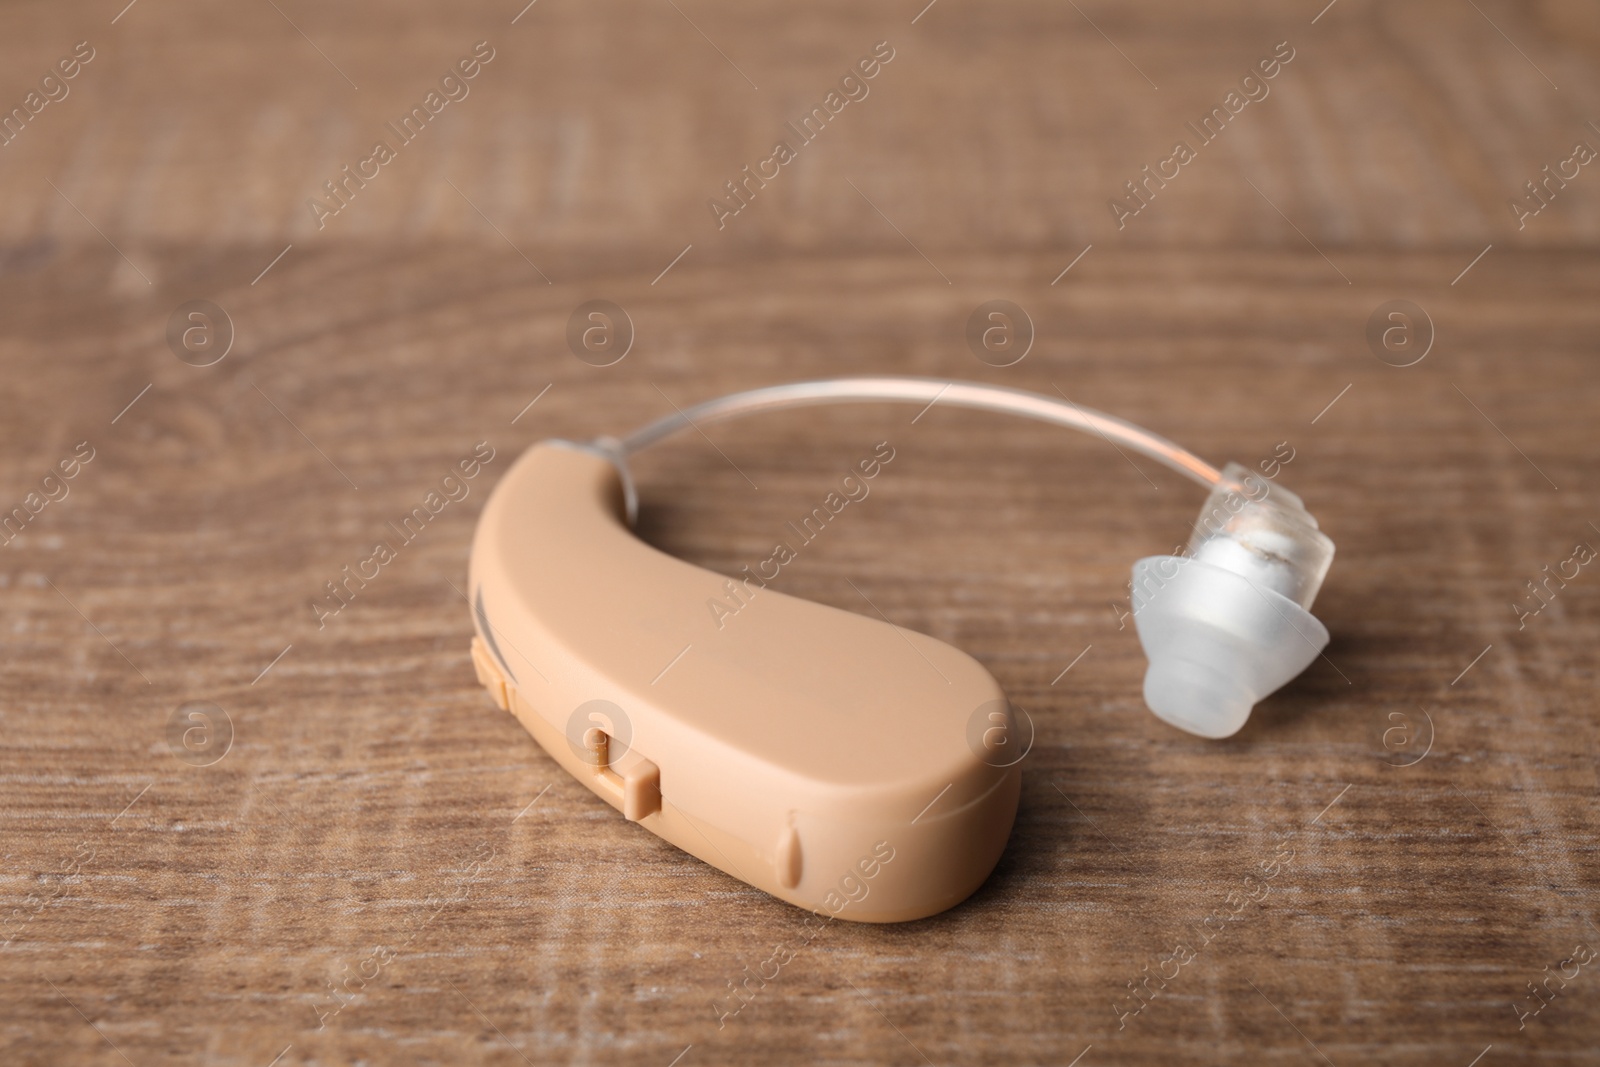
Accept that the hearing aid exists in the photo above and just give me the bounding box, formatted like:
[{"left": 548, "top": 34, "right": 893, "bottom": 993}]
[{"left": 467, "top": 378, "right": 1335, "bottom": 922}]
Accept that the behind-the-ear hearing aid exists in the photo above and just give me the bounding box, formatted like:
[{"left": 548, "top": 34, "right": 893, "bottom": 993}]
[{"left": 467, "top": 377, "right": 1334, "bottom": 922}]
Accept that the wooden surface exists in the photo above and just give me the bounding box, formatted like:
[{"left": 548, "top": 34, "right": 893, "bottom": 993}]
[{"left": 3, "top": 1, "right": 1599, "bottom": 1064}]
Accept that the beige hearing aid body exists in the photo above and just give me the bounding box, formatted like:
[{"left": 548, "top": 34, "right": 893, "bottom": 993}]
[
  {"left": 467, "top": 378, "right": 1336, "bottom": 922},
  {"left": 469, "top": 440, "right": 1021, "bottom": 923}
]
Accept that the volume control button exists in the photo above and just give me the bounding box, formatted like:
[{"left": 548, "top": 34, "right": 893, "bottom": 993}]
[
  {"left": 621, "top": 757, "right": 661, "bottom": 822},
  {"left": 470, "top": 637, "right": 509, "bottom": 712}
]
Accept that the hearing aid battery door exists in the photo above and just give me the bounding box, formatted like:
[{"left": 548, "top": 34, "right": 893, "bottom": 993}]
[{"left": 469, "top": 441, "right": 1021, "bottom": 922}]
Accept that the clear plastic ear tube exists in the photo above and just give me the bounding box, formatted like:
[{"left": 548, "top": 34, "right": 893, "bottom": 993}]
[{"left": 610, "top": 377, "right": 1224, "bottom": 489}]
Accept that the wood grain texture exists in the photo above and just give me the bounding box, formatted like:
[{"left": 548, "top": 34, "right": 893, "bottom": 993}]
[{"left": 1, "top": 1, "right": 1598, "bottom": 1065}]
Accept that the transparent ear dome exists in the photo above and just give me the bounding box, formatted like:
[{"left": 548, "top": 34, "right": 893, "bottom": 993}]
[{"left": 1131, "top": 463, "right": 1334, "bottom": 738}]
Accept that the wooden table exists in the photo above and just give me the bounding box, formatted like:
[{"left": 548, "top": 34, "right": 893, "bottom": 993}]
[{"left": 2, "top": 1, "right": 1597, "bottom": 1064}]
